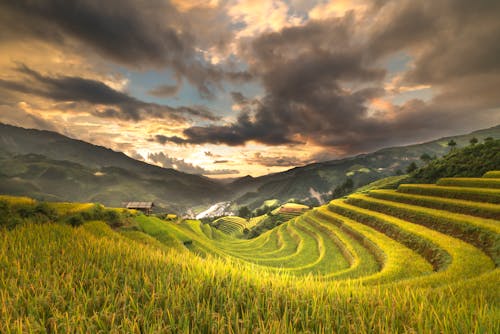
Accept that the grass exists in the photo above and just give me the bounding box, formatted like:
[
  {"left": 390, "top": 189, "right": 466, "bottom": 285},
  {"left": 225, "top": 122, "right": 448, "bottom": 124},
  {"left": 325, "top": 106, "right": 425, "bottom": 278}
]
[
  {"left": 314, "top": 207, "right": 433, "bottom": 284},
  {"left": 1, "top": 222, "right": 498, "bottom": 333},
  {"left": 368, "top": 189, "right": 500, "bottom": 220},
  {"left": 329, "top": 200, "right": 494, "bottom": 287},
  {"left": 304, "top": 213, "right": 380, "bottom": 280},
  {"left": 271, "top": 202, "right": 309, "bottom": 215},
  {"left": 329, "top": 200, "right": 451, "bottom": 272},
  {"left": 355, "top": 175, "right": 410, "bottom": 193},
  {"left": 436, "top": 177, "right": 500, "bottom": 189},
  {"left": 212, "top": 216, "right": 252, "bottom": 236},
  {"left": 0, "top": 171, "right": 499, "bottom": 332},
  {"left": 398, "top": 184, "right": 500, "bottom": 203},
  {"left": 47, "top": 202, "right": 95, "bottom": 215},
  {"left": 483, "top": 170, "right": 500, "bottom": 178},
  {"left": 0, "top": 195, "right": 35, "bottom": 206},
  {"left": 345, "top": 194, "right": 500, "bottom": 266}
]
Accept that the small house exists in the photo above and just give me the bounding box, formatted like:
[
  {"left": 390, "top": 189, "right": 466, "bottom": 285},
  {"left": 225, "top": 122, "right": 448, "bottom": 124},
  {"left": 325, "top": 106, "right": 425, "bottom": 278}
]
[{"left": 125, "top": 202, "right": 154, "bottom": 215}]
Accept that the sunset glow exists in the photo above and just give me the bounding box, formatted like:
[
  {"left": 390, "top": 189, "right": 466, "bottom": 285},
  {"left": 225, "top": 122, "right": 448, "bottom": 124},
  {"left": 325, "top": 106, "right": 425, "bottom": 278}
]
[{"left": 1, "top": 0, "right": 499, "bottom": 177}]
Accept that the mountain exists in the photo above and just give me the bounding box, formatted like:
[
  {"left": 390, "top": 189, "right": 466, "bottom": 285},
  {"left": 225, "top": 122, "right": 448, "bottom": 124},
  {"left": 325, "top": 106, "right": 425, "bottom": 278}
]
[
  {"left": 1, "top": 122, "right": 499, "bottom": 213},
  {"left": 231, "top": 125, "right": 500, "bottom": 209},
  {"left": 0, "top": 123, "right": 227, "bottom": 212}
]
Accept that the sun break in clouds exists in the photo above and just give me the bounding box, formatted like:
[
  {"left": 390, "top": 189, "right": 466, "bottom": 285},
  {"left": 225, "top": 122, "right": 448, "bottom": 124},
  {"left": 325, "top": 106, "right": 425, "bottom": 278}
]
[{"left": 0, "top": 0, "right": 499, "bottom": 177}]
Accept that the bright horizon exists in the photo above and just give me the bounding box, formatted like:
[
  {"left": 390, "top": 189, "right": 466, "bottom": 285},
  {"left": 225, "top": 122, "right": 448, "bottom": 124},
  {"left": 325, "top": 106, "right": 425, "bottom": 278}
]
[{"left": 1, "top": 1, "right": 499, "bottom": 177}]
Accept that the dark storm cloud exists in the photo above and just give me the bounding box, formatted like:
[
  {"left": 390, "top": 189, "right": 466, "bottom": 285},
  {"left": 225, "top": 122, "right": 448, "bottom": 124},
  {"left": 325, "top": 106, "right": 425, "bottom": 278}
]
[
  {"left": 159, "top": 0, "right": 500, "bottom": 155},
  {"left": 247, "top": 153, "right": 311, "bottom": 167},
  {"left": 154, "top": 135, "right": 187, "bottom": 145},
  {"left": 0, "top": 0, "right": 250, "bottom": 97},
  {"left": 155, "top": 108, "right": 299, "bottom": 146},
  {"left": 0, "top": 65, "right": 220, "bottom": 122},
  {"left": 367, "top": 0, "right": 500, "bottom": 85},
  {"left": 0, "top": 0, "right": 187, "bottom": 65},
  {"left": 230, "top": 92, "right": 249, "bottom": 105},
  {"left": 148, "top": 152, "right": 239, "bottom": 175},
  {"left": 148, "top": 83, "right": 182, "bottom": 98}
]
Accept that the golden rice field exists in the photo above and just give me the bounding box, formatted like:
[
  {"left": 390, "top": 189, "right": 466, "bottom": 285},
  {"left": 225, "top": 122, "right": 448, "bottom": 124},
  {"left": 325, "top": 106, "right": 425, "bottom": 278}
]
[{"left": 0, "top": 172, "right": 499, "bottom": 333}]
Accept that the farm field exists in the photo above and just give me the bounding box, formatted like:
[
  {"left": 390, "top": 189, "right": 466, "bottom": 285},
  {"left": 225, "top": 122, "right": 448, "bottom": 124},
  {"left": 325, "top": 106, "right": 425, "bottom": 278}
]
[{"left": 0, "top": 172, "right": 499, "bottom": 332}]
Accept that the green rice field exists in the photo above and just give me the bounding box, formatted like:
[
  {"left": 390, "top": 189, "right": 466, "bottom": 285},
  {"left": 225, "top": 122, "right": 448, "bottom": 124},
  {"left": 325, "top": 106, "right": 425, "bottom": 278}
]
[{"left": 0, "top": 172, "right": 499, "bottom": 333}]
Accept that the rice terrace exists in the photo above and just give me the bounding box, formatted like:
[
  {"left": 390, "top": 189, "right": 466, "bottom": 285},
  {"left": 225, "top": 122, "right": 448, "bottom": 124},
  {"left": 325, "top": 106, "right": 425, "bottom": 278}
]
[
  {"left": 1, "top": 0, "right": 500, "bottom": 333},
  {"left": 1, "top": 158, "right": 499, "bottom": 332}
]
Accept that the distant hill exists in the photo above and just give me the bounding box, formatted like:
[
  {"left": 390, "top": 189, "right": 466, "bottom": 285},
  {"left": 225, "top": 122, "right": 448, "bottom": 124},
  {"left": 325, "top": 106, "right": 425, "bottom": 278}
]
[
  {"left": 231, "top": 125, "right": 500, "bottom": 209},
  {"left": 1, "top": 122, "right": 499, "bottom": 212},
  {"left": 0, "top": 123, "right": 227, "bottom": 212}
]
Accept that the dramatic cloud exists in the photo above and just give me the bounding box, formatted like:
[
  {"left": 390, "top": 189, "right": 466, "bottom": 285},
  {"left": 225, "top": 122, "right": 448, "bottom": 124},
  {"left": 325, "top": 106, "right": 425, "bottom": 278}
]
[
  {"left": 148, "top": 152, "right": 239, "bottom": 175},
  {"left": 1, "top": 0, "right": 499, "bottom": 175},
  {"left": 0, "top": 0, "right": 250, "bottom": 97},
  {"left": 0, "top": 65, "right": 219, "bottom": 122},
  {"left": 158, "top": 0, "right": 500, "bottom": 155},
  {"left": 148, "top": 82, "right": 182, "bottom": 98},
  {"left": 247, "top": 153, "right": 310, "bottom": 167}
]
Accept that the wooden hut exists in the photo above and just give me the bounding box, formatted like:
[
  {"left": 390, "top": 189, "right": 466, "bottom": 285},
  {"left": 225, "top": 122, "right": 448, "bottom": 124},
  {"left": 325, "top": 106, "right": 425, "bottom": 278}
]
[{"left": 125, "top": 202, "right": 154, "bottom": 215}]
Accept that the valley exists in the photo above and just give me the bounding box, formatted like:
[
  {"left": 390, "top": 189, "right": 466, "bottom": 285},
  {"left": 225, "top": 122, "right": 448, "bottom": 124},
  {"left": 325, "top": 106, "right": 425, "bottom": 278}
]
[
  {"left": 0, "top": 128, "right": 498, "bottom": 333},
  {"left": 1, "top": 165, "right": 499, "bottom": 332}
]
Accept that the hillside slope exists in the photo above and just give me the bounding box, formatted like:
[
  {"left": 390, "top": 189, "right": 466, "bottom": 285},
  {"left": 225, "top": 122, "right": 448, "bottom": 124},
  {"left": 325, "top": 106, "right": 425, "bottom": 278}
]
[
  {"left": 1, "top": 122, "right": 499, "bottom": 212},
  {"left": 232, "top": 125, "right": 500, "bottom": 208},
  {"left": 1, "top": 171, "right": 498, "bottom": 332},
  {"left": 0, "top": 123, "right": 227, "bottom": 211}
]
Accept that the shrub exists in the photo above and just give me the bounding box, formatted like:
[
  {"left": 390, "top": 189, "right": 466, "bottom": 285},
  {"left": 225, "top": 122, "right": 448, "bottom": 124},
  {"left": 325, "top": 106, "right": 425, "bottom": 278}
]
[
  {"left": 0, "top": 200, "right": 22, "bottom": 229},
  {"left": 66, "top": 214, "right": 84, "bottom": 227},
  {"left": 406, "top": 162, "right": 418, "bottom": 174}
]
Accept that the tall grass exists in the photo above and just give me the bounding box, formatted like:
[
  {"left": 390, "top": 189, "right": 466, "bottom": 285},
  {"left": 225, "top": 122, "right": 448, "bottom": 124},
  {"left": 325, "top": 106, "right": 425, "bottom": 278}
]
[
  {"left": 0, "top": 172, "right": 499, "bottom": 332},
  {"left": 1, "top": 222, "right": 498, "bottom": 333}
]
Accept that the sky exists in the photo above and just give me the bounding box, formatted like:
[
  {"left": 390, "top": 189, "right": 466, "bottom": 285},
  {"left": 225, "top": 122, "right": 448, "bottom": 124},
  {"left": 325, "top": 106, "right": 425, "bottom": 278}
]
[{"left": 0, "top": 0, "right": 499, "bottom": 178}]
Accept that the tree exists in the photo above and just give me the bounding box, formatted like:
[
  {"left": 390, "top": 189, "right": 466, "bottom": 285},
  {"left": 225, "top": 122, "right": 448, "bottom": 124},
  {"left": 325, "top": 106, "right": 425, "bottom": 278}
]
[
  {"left": 238, "top": 206, "right": 251, "bottom": 219},
  {"left": 406, "top": 162, "right": 418, "bottom": 174},
  {"left": 331, "top": 178, "right": 354, "bottom": 199},
  {"left": 469, "top": 137, "right": 478, "bottom": 145},
  {"left": 484, "top": 137, "right": 493, "bottom": 142},
  {"left": 448, "top": 139, "right": 457, "bottom": 149},
  {"left": 420, "top": 153, "right": 432, "bottom": 163}
]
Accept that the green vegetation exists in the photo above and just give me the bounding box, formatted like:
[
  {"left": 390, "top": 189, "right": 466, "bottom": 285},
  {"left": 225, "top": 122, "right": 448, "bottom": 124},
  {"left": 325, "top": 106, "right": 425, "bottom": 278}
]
[
  {"left": 354, "top": 174, "right": 409, "bottom": 193},
  {"left": 409, "top": 139, "right": 500, "bottom": 183},
  {"left": 398, "top": 184, "right": 500, "bottom": 204},
  {"left": 484, "top": 170, "right": 500, "bottom": 178},
  {"left": 0, "top": 169, "right": 499, "bottom": 332},
  {"left": 368, "top": 189, "right": 500, "bottom": 220},
  {"left": 211, "top": 215, "right": 254, "bottom": 236},
  {"left": 2, "top": 122, "right": 500, "bottom": 214},
  {"left": 437, "top": 177, "right": 500, "bottom": 189},
  {"left": 331, "top": 177, "right": 354, "bottom": 199},
  {"left": 0, "top": 196, "right": 134, "bottom": 229},
  {"left": 0, "top": 124, "right": 235, "bottom": 213},
  {"left": 243, "top": 203, "right": 309, "bottom": 238}
]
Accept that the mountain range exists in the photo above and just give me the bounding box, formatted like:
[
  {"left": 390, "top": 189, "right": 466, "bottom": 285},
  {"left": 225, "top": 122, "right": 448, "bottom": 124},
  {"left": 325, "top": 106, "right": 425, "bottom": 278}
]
[{"left": 1, "top": 122, "right": 499, "bottom": 213}]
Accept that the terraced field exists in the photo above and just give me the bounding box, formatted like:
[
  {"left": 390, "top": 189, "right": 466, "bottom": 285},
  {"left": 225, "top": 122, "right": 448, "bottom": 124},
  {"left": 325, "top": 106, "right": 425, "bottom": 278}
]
[
  {"left": 0, "top": 172, "right": 499, "bottom": 332},
  {"left": 166, "top": 172, "right": 499, "bottom": 284},
  {"left": 212, "top": 216, "right": 255, "bottom": 235}
]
